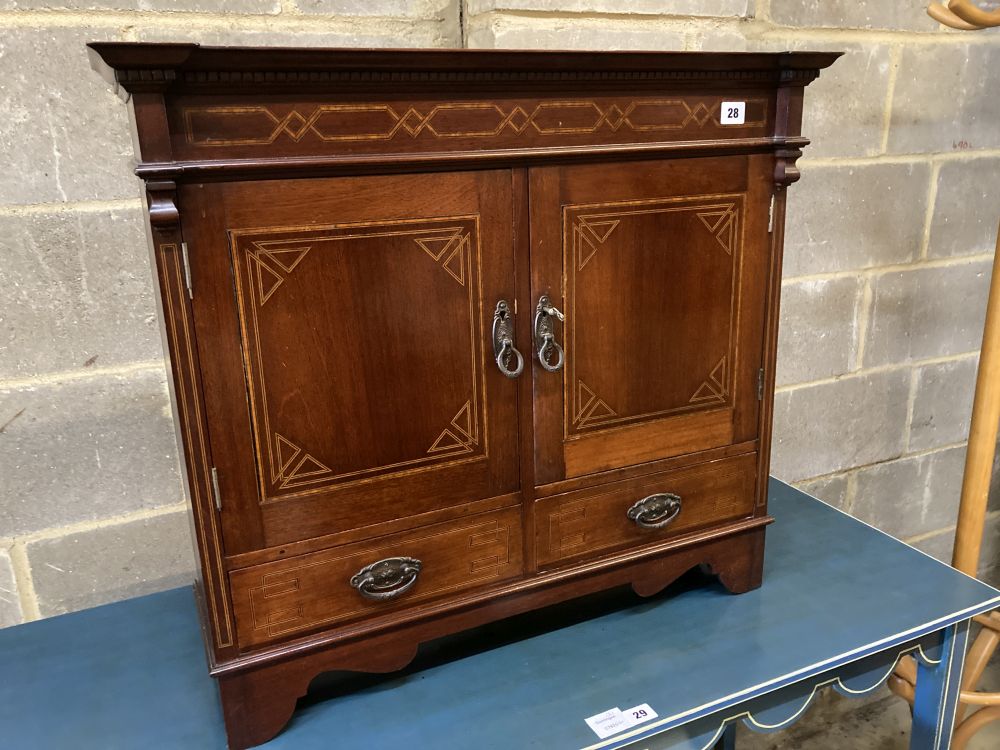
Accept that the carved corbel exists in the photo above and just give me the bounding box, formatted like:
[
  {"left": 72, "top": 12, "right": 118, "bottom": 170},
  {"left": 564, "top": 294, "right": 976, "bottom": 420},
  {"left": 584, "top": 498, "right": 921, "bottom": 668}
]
[
  {"left": 774, "top": 144, "right": 805, "bottom": 190},
  {"left": 774, "top": 147, "right": 802, "bottom": 189},
  {"left": 146, "top": 180, "right": 180, "bottom": 233}
]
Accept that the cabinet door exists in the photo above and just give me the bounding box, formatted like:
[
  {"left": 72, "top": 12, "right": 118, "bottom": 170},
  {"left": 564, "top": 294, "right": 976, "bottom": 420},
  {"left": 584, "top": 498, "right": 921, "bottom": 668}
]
[
  {"left": 182, "top": 171, "right": 520, "bottom": 552},
  {"left": 529, "top": 156, "right": 772, "bottom": 484}
]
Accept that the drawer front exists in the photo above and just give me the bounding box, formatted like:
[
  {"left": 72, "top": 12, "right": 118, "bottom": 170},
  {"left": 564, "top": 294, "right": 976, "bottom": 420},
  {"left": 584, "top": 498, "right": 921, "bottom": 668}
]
[
  {"left": 230, "top": 507, "right": 523, "bottom": 649},
  {"left": 535, "top": 454, "right": 757, "bottom": 568}
]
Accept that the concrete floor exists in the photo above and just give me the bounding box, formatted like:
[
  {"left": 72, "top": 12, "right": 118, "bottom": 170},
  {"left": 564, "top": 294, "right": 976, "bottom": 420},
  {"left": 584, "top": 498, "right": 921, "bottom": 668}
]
[{"left": 737, "top": 651, "right": 1000, "bottom": 749}]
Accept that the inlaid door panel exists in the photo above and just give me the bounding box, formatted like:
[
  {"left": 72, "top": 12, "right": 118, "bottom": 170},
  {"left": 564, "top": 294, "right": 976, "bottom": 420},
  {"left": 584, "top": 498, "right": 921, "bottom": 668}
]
[
  {"left": 181, "top": 171, "right": 519, "bottom": 553},
  {"left": 530, "top": 156, "right": 772, "bottom": 484}
]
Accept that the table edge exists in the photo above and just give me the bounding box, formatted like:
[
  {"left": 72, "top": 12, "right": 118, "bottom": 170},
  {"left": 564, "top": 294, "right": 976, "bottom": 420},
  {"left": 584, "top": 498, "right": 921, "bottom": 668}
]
[{"left": 578, "top": 480, "right": 1000, "bottom": 750}]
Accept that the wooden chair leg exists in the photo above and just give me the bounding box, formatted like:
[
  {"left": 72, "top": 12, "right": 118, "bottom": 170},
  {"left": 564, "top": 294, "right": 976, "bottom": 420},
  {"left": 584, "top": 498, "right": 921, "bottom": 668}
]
[
  {"left": 889, "top": 671, "right": 916, "bottom": 705},
  {"left": 955, "top": 615, "right": 1000, "bottom": 723},
  {"left": 889, "top": 221, "right": 1000, "bottom": 743},
  {"left": 953, "top": 706, "right": 1000, "bottom": 750},
  {"left": 930, "top": 219, "right": 1000, "bottom": 747},
  {"left": 952, "top": 221, "right": 1000, "bottom": 578}
]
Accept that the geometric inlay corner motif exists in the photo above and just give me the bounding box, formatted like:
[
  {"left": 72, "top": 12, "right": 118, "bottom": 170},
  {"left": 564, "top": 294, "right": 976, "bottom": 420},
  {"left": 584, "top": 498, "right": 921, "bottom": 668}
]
[
  {"left": 414, "top": 227, "right": 471, "bottom": 286},
  {"left": 249, "top": 574, "right": 305, "bottom": 634},
  {"left": 574, "top": 380, "right": 618, "bottom": 429},
  {"left": 428, "top": 400, "right": 479, "bottom": 456},
  {"left": 467, "top": 520, "right": 511, "bottom": 577},
  {"left": 271, "top": 433, "right": 333, "bottom": 489},
  {"left": 248, "top": 244, "right": 311, "bottom": 306},
  {"left": 574, "top": 216, "right": 620, "bottom": 270},
  {"left": 248, "top": 573, "right": 307, "bottom": 636},
  {"left": 696, "top": 205, "right": 738, "bottom": 255},
  {"left": 550, "top": 502, "right": 588, "bottom": 554},
  {"left": 689, "top": 356, "right": 729, "bottom": 405}
]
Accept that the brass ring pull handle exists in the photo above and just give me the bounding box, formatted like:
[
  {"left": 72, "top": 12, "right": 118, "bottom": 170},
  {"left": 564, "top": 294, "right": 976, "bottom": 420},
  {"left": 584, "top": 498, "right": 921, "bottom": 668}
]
[
  {"left": 492, "top": 300, "right": 525, "bottom": 379},
  {"left": 350, "top": 556, "right": 422, "bottom": 601},
  {"left": 534, "top": 295, "right": 566, "bottom": 373},
  {"left": 496, "top": 340, "right": 525, "bottom": 379},
  {"left": 537, "top": 333, "right": 565, "bottom": 372},
  {"left": 627, "top": 493, "right": 682, "bottom": 530}
]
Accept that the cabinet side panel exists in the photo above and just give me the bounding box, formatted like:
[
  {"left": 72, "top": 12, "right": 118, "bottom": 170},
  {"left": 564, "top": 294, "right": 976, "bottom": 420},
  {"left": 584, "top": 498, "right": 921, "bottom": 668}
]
[
  {"left": 756, "top": 188, "right": 787, "bottom": 512},
  {"left": 143, "top": 189, "right": 237, "bottom": 661},
  {"left": 756, "top": 84, "right": 807, "bottom": 510}
]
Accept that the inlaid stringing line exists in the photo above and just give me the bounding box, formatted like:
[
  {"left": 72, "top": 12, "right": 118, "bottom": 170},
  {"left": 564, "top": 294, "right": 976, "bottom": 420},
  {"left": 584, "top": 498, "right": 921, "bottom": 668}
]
[{"left": 161, "top": 244, "right": 233, "bottom": 647}]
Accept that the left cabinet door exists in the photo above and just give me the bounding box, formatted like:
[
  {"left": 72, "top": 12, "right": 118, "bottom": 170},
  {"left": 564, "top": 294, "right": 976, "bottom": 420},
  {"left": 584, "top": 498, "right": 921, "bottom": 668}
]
[{"left": 181, "top": 171, "right": 521, "bottom": 553}]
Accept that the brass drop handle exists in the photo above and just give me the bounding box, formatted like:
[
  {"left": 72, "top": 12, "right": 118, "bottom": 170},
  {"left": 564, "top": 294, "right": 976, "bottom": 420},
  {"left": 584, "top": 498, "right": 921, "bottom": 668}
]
[
  {"left": 350, "top": 556, "right": 422, "bottom": 601},
  {"left": 627, "top": 493, "right": 682, "bottom": 530},
  {"left": 492, "top": 300, "right": 525, "bottom": 379},
  {"left": 534, "top": 294, "right": 566, "bottom": 373}
]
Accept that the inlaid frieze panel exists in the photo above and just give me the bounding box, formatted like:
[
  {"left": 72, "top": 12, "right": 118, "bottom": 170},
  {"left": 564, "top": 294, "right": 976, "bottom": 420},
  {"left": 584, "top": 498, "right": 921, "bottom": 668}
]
[
  {"left": 170, "top": 95, "right": 772, "bottom": 160},
  {"left": 229, "top": 216, "right": 488, "bottom": 504},
  {"left": 563, "top": 194, "right": 745, "bottom": 440}
]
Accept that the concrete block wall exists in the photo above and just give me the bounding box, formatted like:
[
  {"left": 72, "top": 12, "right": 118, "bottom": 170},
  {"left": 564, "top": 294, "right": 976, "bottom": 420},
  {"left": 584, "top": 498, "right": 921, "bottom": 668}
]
[{"left": 0, "top": 1, "right": 998, "bottom": 628}]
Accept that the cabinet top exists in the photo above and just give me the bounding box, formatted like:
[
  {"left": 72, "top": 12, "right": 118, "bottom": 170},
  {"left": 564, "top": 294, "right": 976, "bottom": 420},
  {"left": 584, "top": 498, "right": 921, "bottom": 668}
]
[
  {"left": 88, "top": 43, "right": 840, "bottom": 185},
  {"left": 88, "top": 42, "right": 841, "bottom": 95}
]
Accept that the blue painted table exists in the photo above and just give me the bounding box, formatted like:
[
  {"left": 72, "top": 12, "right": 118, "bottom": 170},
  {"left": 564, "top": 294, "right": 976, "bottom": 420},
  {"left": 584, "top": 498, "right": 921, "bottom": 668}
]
[{"left": 2, "top": 480, "right": 998, "bottom": 750}]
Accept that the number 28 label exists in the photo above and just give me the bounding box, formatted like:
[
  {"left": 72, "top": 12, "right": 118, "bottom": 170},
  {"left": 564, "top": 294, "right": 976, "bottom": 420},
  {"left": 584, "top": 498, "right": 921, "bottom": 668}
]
[{"left": 720, "top": 101, "right": 746, "bottom": 125}]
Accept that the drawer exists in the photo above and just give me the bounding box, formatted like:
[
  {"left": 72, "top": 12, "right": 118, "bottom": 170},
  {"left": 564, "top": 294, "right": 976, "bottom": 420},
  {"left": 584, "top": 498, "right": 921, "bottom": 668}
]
[
  {"left": 535, "top": 453, "right": 757, "bottom": 568},
  {"left": 229, "top": 507, "right": 523, "bottom": 649}
]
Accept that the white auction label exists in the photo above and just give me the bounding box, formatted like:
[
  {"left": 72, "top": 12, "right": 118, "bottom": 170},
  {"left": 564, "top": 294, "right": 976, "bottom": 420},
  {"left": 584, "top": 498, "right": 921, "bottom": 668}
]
[
  {"left": 585, "top": 708, "right": 632, "bottom": 739},
  {"left": 585, "top": 704, "right": 658, "bottom": 739},
  {"left": 720, "top": 101, "right": 746, "bottom": 125}
]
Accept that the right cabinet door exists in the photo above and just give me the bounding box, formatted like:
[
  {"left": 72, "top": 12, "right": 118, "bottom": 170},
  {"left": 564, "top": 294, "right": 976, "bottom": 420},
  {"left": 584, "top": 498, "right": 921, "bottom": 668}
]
[{"left": 530, "top": 155, "right": 773, "bottom": 485}]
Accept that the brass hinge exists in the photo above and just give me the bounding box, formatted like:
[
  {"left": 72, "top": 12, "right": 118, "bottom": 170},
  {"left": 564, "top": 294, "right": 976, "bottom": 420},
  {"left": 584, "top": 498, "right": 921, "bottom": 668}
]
[
  {"left": 767, "top": 195, "right": 776, "bottom": 234},
  {"left": 757, "top": 368, "right": 765, "bottom": 401},
  {"left": 210, "top": 467, "right": 222, "bottom": 512},
  {"left": 180, "top": 241, "right": 193, "bottom": 299}
]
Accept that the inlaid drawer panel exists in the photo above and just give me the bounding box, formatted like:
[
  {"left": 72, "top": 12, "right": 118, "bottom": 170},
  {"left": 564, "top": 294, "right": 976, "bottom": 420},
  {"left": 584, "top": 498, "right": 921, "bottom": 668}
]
[
  {"left": 536, "top": 453, "right": 757, "bottom": 568},
  {"left": 229, "top": 507, "right": 523, "bottom": 649}
]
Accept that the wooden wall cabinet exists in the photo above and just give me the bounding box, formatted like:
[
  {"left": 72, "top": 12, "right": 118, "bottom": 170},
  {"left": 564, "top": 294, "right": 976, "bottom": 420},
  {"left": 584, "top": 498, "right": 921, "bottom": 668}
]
[{"left": 88, "top": 44, "right": 838, "bottom": 749}]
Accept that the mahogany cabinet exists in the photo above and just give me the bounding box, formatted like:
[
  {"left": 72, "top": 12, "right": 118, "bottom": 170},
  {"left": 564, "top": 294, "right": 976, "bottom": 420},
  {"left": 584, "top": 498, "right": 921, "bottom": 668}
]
[{"left": 88, "top": 43, "right": 838, "bottom": 749}]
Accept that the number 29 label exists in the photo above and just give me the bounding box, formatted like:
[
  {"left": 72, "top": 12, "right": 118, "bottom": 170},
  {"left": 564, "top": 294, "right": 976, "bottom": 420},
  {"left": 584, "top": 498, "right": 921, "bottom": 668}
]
[
  {"left": 720, "top": 101, "right": 746, "bottom": 125},
  {"left": 584, "top": 703, "right": 659, "bottom": 739}
]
